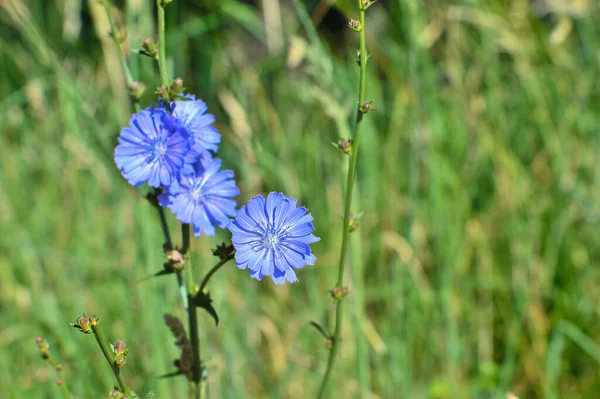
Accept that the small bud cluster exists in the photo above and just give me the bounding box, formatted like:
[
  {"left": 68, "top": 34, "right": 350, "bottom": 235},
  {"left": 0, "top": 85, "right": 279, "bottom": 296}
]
[
  {"left": 331, "top": 138, "right": 353, "bottom": 155},
  {"left": 140, "top": 38, "right": 158, "bottom": 60},
  {"left": 109, "top": 27, "right": 127, "bottom": 44},
  {"left": 111, "top": 340, "right": 129, "bottom": 368},
  {"left": 166, "top": 249, "right": 185, "bottom": 271},
  {"left": 360, "top": 101, "right": 373, "bottom": 113},
  {"left": 71, "top": 315, "right": 99, "bottom": 334},
  {"left": 128, "top": 81, "right": 147, "bottom": 103},
  {"left": 361, "top": 0, "right": 377, "bottom": 11},
  {"left": 156, "top": 77, "right": 186, "bottom": 103},
  {"left": 348, "top": 211, "right": 364, "bottom": 232},
  {"left": 212, "top": 242, "right": 235, "bottom": 260},
  {"left": 330, "top": 286, "right": 349, "bottom": 301},
  {"left": 110, "top": 386, "right": 137, "bottom": 398},
  {"left": 348, "top": 18, "right": 362, "bottom": 32}
]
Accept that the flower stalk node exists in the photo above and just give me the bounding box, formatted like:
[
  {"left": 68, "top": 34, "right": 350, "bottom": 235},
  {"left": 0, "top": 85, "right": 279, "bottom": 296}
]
[
  {"left": 348, "top": 18, "right": 363, "bottom": 32},
  {"left": 348, "top": 211, "right": 365, "bottom": 232},
  {"left": 71, "top": 315, "right": 94, "bottom": 334},
  {"left": 140, "top": 38, "right": 158, "bottom": 59},
  {"left": 212, "top": 242, "right": 235, "bottom": 260},
  {"left": 330, "top": 286, "right": 349, "bottom": 301},
  {"left": 360, "top": 0, "right": 377, "bottom": 11},
  {"left": 128, "top": 81, "right": 146, "bottom": 102},
  {"left": 331, "top": 138, "right": 353, "bottom": 155},
  {"left": 360, "top": 101, "right": 374, "bottom": 114}
]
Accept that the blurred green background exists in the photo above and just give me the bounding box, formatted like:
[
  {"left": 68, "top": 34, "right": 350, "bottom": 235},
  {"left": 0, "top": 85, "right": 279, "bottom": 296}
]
[{"left": 1, "top": 0, "right": 600, "bottom": 398}]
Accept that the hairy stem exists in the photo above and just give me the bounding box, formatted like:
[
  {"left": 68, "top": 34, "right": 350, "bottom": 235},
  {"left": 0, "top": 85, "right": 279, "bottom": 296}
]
[
  {"left": 91, "top": 323, "right": 128, "bottom": 394},
  {"left": 317, "top": 1, "right": 369, "bottom": 397}
]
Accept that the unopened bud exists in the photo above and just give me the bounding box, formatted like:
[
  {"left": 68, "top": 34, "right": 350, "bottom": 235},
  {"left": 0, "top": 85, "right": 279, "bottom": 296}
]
[
  {"left": 331, "top": 138, "right": 352, "bottom": 155},
  {"left": 166, "top": 250, "right": 185, "bottom": 271},
  {"left": 56, "top": 379, "right": 63, "bottom": 386},
  {"left": 170, "top": 78, "right": 184, "bottom": 95},
  {"left": 348, "top": 18, "right": 362, "bottom": 32},
  {"left": 71, "top": 316, "right": 92, "bottom": 334},
  {"left": 141, "top": 38, "right": 158, "bottom": 59},
  {"left": 155, "top": 85, "right": 169, "bottom": 103},
  {"left": 113, "top": 340, "right": 126, "bottom": 355},
  {"left": 330, "top": 286, "right": 349, "bottom": 300},
  {"left": 128, "top": 81, "right": 147, "bottom": 102},
  {"left": 360, "top": 101, "right": 374, "bottom": 113},
  {"left": 361, "top": 0, "right": 377, "bottom": 10},
  {"left": 348, "top": 211, "right": 364, "bottom": 232},
  {"left": 212, "top": 242, "right": 235, "bottom": 260}
]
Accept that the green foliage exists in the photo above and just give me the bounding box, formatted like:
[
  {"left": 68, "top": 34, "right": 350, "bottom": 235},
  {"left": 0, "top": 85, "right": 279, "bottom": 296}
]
[{"left": 1, "top": 0, "right": 600, "bottom": 398}]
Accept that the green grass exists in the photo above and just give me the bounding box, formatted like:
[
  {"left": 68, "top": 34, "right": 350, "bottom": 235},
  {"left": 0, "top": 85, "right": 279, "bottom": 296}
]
[{"left": 1, "top": 0, "right": 600, "bottom": 398}]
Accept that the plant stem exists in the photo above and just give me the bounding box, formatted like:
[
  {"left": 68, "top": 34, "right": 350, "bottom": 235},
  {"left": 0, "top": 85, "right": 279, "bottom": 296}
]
[
  {"left": 156, "top": 0, "right": 169, "bottom": 86},
  {"left": 42, "top": 351, "right": 72, "bottom": 398},
  {"left": 104, "top": 0, "right": 141, "bottom": 112},
  {"left": 181, "top": 223, "right": 191, "bottom": 255},
  {"left": 104, "top": 0, "right": 134, "bottom": 86},
  {"left": 317, "top": 1, "right": 369, "bottom": 397},
  {"left": 155, "top": 189, "right": 173, "bottom": 249},
  {"left": 199, "top": 255, "right": 235, "bottom": 293},
  {"left": 181, "top": 223, "right": 202, "bottom": 396},
  {"left": 91, "top": 323, "right": 128, "bottom": 394}
]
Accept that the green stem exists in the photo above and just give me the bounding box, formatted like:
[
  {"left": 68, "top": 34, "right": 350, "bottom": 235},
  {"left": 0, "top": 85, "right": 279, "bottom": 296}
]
[
  {"left": 104, "top": 0, "right": 141, "bottom": 111},
  {"left": 104, "top": 0, "right": 134, "bottom": 85},
  {"left": 181, "top": 223, "right": 191, "bottom": 255},
  {"left": 91, "top": 323, "right": 128, "bottom": 394},
  {"left": 199, "top": 255, "right": 235, "bottom": 293},
  {"left": 155, "top": 188, "right": 173, "bottom": 249},
  {"left": 181, "top": 223, "right": 202, "bottom": 395},
  {"left": 317, "top": 1, "right": 368, "bottom": 397},
  {"left": 156, "top": 0, "right": 169, "bottom": 86},
  {"left": 43, "top": 352, "right": 72, "bottom": 398}
]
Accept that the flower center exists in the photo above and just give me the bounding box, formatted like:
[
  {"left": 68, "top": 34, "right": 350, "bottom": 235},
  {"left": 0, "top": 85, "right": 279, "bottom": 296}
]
[
  {"left": 153, "top": 141, "right": 168, "bottom": 158},
  {"left": 262, "top": 231, "right": 280, "bottom": 248},
  {"left": 190, "top": 186, "right": 203, "bottom": 201}
]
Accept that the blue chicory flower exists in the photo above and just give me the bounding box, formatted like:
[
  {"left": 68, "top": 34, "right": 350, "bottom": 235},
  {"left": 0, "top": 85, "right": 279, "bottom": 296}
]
[
  {"left": 114, "top": 106, "right": 192, "bottom": 193},
  {"left": 169, "top": 94, "right": 221, "bottom": 156},
  {"left": 228, "top": 192, "right": 320, "bottom": 284},
  {"left": 159, "top": 155, "right": 239, "bottom": 237}
]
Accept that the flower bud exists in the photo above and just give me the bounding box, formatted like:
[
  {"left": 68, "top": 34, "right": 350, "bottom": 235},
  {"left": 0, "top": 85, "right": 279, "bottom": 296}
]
[
  {"left": 128, "top": 81, "right": 146, "bottom": 102},
  {"left": 113, "top": 340, "right": 126, "bottom": 355},
  {"left": 141, "top": 38, "right": 158, "bottom": 59},
  {"left": 212, "top": 242, "right": 235, "bottom": 260},
  {"left": 169, "top": 78, "right": 184, "bottom": 96},
  {"left": 361, "top": 0, "right": 377, "bottom": 11},
  {"left": 331, "top": 138, "right": 353, "bottom": 155},
  {"left": 330, "top": 286, "right": 349, "bottom": 301},
  {"left": 348, "top": 18, "right": 362, "bottom": 32},
  {"left": 166, "top": 250, "right": 185, "bottom": 271},
  {"left": 71, "top": 315, "right": 93, "bottom": 334},
  {"left": 360, "top": 101, "right": 374, "bottom": 114},
  {"left": 348, "top": 211, "right": 364, "bottom": 232},
  {"left": 155, "top": 85, "right": 169, "bottom": 103}
]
